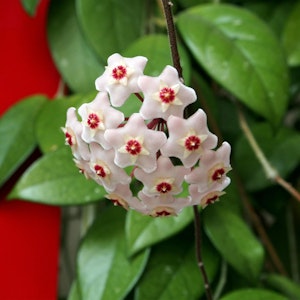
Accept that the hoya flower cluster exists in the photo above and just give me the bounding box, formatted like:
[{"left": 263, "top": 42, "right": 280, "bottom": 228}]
[{"left": 63, "top": 53, "right": 231, "bottom": 217}]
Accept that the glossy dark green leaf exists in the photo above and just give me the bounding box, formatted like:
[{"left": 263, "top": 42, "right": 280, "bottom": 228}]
[
  {"left": 9, "top": 148, "right": 104, "bottom": 205},
  {"left": 220, "top": 288, "right": 288, "bottom": 300},
  {"left": 282, "top": 1, "right": 300, "bottom": 66},
  {"left": 21, "top": 0, "right": 40, "bottom": 16},
  {"left": 0, "top": 95, "right": 46, "bottom": 187},
  {"left": 36, "top": 92, "right": 97, "bottom": 153},
  {"left": 234, "top": 123, "right": 300, "bottom": 191},
  {"left": 135, "top": 235, "right": 219, "bottom": 300},
  {"left": 204, "top": 204, "right": 264, "bottom": 281},
  {"left": 77, "top": 208, "right": 150, "bottom": 300},
  {"left": 264, "top": 273, "right": 300, "bottom": 300},
  {"left": 177, "top": 4, "right": 289, "bottom": 125},
  {"left": 124, "top": 34, "right": 191, "bottom": 83},
  {"left": 125, "top": 207, "right": 194, "bottom": 256},
  {"left": 76, "top": 0, "right": 146, "bottom": 62},
  {"left": 47, "top": 0, "right": 103, "bottom": 93}
]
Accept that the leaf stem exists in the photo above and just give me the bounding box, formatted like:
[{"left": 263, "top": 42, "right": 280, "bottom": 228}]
[
  {"left": 193, "top": 206, "right": 213, "bottom": 300},
  {"left": 236, "top": 103, "right": 300, "bottom": 203},
  {"left": 161, "top": 0, "right": 183, "bottom": 80}
]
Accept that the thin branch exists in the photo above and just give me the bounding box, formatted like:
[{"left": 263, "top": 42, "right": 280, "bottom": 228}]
[
  {"left": 161, "top": 0, "right": 183, "bottom": 79},
  {"left": 193, "top": 206, "right": 213, "bottom": 300},
  {"left": 234, "top": 173, "right": 288, "bottom": 276},
  {"left": 236, "top": 103, "right": 300, "bottom": 203}
]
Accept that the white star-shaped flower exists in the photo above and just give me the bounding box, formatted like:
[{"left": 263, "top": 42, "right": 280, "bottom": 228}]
[
  {"left": 138, "top": 65, "right": 196, "bottom": 120},
  {"left": 78, "top": 92, "right": 124, "bottom": 148},
  {"left": 161, "top": 109, "right": 218, "bottom": 167},
  {"left": 104, "top": 113, "right": 167, "bottom": 173},
  {"left": 95, "top": 53, "right": 147, "bottom": 107}
]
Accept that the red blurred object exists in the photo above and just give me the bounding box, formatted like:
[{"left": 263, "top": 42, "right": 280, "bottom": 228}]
[{"left": 0, "top": 1, "right": 61, "bottom": 300}]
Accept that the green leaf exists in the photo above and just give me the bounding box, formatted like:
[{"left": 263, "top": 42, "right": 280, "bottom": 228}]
[
  {"left": 124, "top": 34, "right": 191, "bottom": 83},
  {"left": 264, "top": 273, "right": 300, "bottom": 300},
  {"left": 76, "top": 0, "right": 146, "bottom": 62},
  {"left": 21, "top": 0, "right": 40, "bottom": 16},
  {"left": 177, "top": 4, "right": 289, "bottom": 125},
  {"left": 135, "top": 234, "right": 219, "bottom": 300},
  {"left": 36, "top": 92, "right": 97, "bottom": 153},
  {"left": 282, "top": 1, "right": 300, "bottom": 66},
  {"left": 0, "top": 95, "right": 46, "bottom": 187},
  {"left": 9, "top": 148, "right": 104, "bottom": 205},
  {"left": 47, "top": 0, "right": 103, "bottom": 93},
  {"left": 234, "top": 123, "right": 300, "bottom": 191},
  {"left": 220, "top": 288, "right": 288, "bottom": 300},
  {"left": 68, "top": 280, "right": 82, "bottom": 300},
  {"left": 125, "top": 207, "right": 194, "bottom": 256},
  {"left": 204, "top": 205, "right": 264, "bottom": 282},
  {"left": 77, "top": 208, "right": 150, "bottom": 300}
]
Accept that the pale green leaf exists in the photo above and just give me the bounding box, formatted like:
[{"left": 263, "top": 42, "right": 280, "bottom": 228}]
[
  {"left": 47, "top": 0, "right": 103, "bottom": 93},
  {"left": 221, "top": 288, "right": 288, "bottom": 300},
  {"left": 77, "top": 208, "right": 150, "bottom": 300},
  {"left": 125, "top": 207, "right": 194, "bottom": 256},
  {"left": 21, "top": 0, "right": 40, "bottom": 16},
  {"left": 282, "top": 1, "right": 300, "bottom": 66},
  {"left": 0, "top": 95, "right": 46, "bottom": 187},
  {"left": 36, "top": 92, "right": 97, "bottom": 153},
  {"left": 135, "top": 234, "right": 219, "bottom": 300},
  {"left": 177, "top": 4, "right": 289, "bottom": 125},
  {"left": 9, "top": 148, "right": 104, "bottom": 205},
  {"left": 76, "top": 0, "right": 146, "bottom": 62},
  {"left": 264, "top": 273, "right": 300, "bottom": 300},
  {"left": 204, "top": 205, "right": 265, "bottom": 281},
  {"left": 67, "top": 280, "right": 82, "bottom": 300}
]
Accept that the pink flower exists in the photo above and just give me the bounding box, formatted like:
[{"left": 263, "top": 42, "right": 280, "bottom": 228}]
[
  {"left": 161, "top": 109, "right": 218, "bottom": 167},
  {"left": 189, "top": 184, "right": 226, "bottom": 208},
  {"left": 104, "top": 113, "right": 167, "bottom": 173},
  {"left": 137, "top": 191, "right": 191, "bottom": 217},
  {"left": 62, "top": 107, "right": 90, "bottom": 160},
  {"left": 78, "top": 92, "right": 124, "bottom": 148},
  {"left": 95, "top": 53, "right": 148, "bottom": 107},
  {"left": 105, "top": 183, "right": 146, "bottom": 211},
  {"left": 134, "top": 156, "right": 190, "bottom": 197},
  {"left": 138, "top": 65, "right": 196, "bottom": 120},
  {"left": 88, "top": 142, "right": 131, "bottom": 192},
  {"left": 185, "top": 142, "right": 232, "bottom": 192}
]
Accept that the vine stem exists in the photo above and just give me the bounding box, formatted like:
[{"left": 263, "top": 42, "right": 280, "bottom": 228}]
[
  {"left": 193, "top": 206, "right": 213, "bottom": 300},
  {"left": 161, "top": 1, "right": 213, "bottom": 298},
  {"left": 161, "top": 0, "right": 183, "bottom": 80},
  {"left": 236, "top": 103, "right": 300, "bottom": 203}
]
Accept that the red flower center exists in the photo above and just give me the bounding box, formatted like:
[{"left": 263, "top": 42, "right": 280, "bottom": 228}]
[
  {"left": 65, "top": 132, "right": 74, "bottom": 146},
  {"left": 156, "top": 210, "right": 172, "bottom": 217},
  {"left": 206, "top": 195, "right": 219, "bottom": 205},
  {"left": 94, "top": 165, "right": 106, "bottom": 178},
  {"left": 125, "top": 139, "right": 142, "bottom": 155},
  {"left": 87, "top": 113, "right": 100, "bottom": 129},
  {"left": 212, "top": 168, "right": 225, "bottom": 181},
  {"left": 185, "top": 135, "right": 201, "bottom": 151},
  {"left": 159, "top": 87, "right": 175, "bottom": 103},
  {"left": 156, "top": 182, "right": 172, "bottom": 194},
  {"left": 112, "top": 65, "right": 127, "bottom": 80}
]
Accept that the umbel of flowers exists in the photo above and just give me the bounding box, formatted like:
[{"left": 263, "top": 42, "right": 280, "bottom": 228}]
[{"left": 63, "top": 53, "right": 231, "bottom": 217}]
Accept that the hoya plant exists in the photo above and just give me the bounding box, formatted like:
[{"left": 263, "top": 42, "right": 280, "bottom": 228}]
[{"left": 1, "top": 0, "right": 300, "bottom": 299}]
